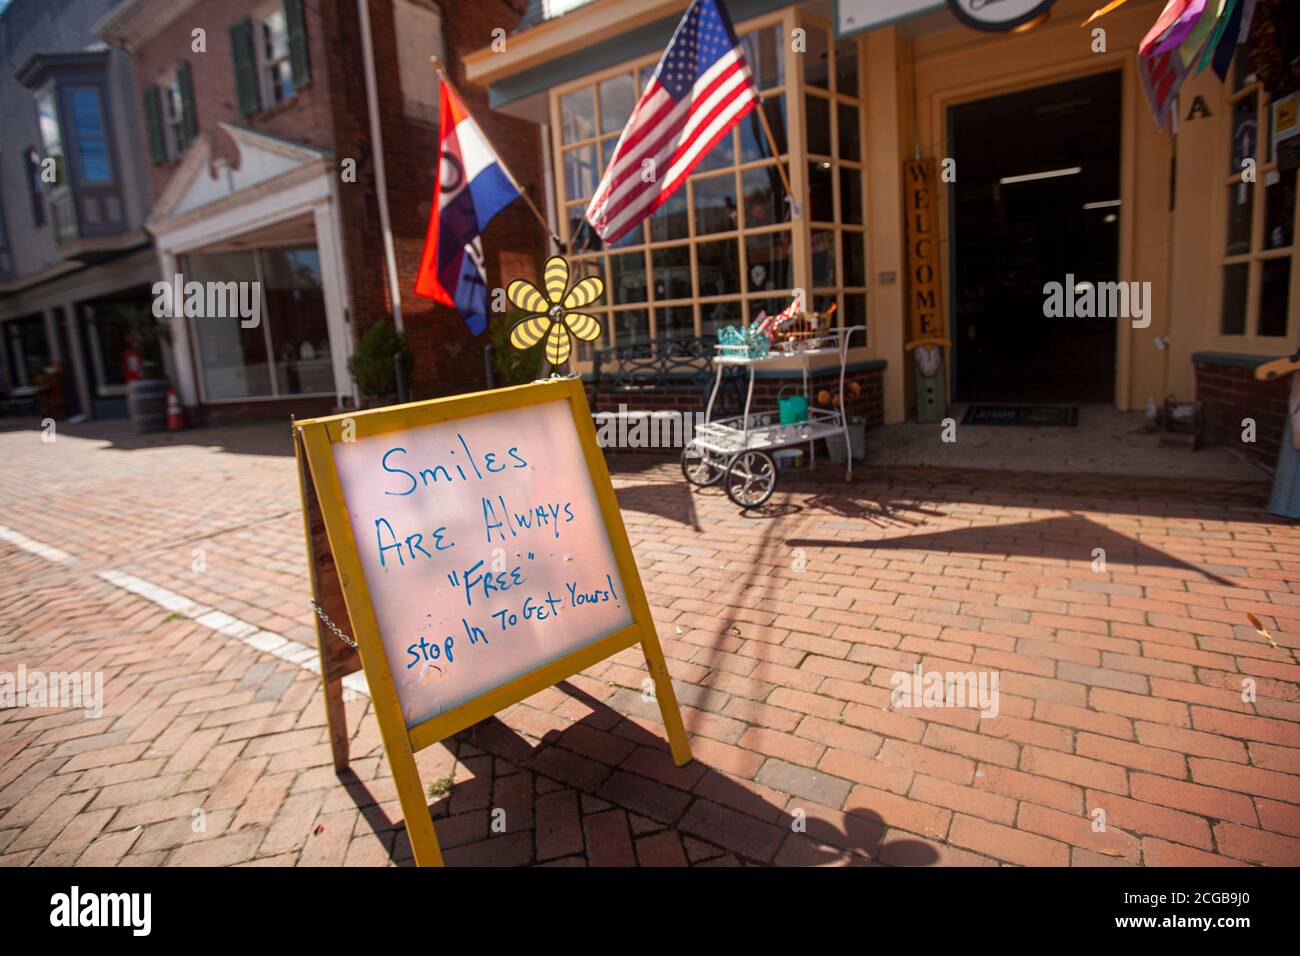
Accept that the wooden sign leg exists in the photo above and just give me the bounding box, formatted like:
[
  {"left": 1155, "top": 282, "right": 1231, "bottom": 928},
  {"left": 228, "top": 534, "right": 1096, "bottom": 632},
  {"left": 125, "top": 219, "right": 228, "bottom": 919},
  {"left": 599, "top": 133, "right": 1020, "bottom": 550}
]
[
  {"left": 640, "top": 631, "right": 692, "bottom": 767},
  {"left": 388, "top": 739, "right": 445, "bottom": 867},
  {"left": 321, "top": 677, "right": 350, "bottom": 773}
]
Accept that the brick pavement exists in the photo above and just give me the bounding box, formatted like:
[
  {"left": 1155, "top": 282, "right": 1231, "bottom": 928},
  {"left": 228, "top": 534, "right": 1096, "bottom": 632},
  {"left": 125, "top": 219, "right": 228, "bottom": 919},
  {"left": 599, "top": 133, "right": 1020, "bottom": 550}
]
[{"left": 0, "top": 418, "right": 1297, "bottom": 866}]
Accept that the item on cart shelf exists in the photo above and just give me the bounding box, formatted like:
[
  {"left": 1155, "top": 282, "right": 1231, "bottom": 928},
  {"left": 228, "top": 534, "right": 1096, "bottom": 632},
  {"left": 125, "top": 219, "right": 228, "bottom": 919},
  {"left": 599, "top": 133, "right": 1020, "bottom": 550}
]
[
  {"left": 817, "top": 381, "right": 862, "bottom": 408},
  {"left": 777, "top": 385, "right": 809, "bottom": 424},
  {"left": 759, "top": 293, "right": 803, "bottom": 336},
  {"left": 774, "top": 448, "right": 805, "bottom": 470},
  {"left": 774, "top": 303, "right": 837, "bottom": 353},
  {"left": 1156, "top": 395, "right": 1204, "bottom": 450},
  {"left": 716, "top": 322, "right": 772, "bottom": 359}
]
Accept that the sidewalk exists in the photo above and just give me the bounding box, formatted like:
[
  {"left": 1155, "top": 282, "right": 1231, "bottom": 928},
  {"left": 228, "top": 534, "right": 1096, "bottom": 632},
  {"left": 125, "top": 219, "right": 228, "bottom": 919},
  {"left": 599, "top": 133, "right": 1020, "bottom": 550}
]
[{"left": 0, "top": 418, "right": 1297, "bottom": 866}]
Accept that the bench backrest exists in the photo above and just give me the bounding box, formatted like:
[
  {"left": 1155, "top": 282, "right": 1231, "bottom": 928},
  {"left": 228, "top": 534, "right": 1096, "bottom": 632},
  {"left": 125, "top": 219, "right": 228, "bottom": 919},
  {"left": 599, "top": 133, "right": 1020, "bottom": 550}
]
[{"left": 593, "top": 335, "right": 725, "bottom": 389}]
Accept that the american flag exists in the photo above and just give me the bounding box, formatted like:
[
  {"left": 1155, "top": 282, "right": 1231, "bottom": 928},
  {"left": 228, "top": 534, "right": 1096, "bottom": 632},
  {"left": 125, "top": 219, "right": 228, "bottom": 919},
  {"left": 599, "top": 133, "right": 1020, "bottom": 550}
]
[{"left": 583, "top": 0, "right": 760, "bottom": 245}]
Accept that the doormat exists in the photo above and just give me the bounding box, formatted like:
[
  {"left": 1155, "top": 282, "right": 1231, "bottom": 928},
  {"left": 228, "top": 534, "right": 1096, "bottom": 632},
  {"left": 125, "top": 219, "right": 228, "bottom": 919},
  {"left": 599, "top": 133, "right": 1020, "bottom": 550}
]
[{"left": 960, "top": 404, "right": 1079, "bottom": 427}]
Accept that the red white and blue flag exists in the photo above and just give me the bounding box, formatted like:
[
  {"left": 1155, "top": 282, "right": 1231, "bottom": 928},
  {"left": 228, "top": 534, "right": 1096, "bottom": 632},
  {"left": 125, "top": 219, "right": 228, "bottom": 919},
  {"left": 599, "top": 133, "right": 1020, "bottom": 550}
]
[
  {"left": 584, "top": 0, "right": 760, "bottom": 245},
  {"left": 415, "top": 81, "right": 522, "bottom": 334}
]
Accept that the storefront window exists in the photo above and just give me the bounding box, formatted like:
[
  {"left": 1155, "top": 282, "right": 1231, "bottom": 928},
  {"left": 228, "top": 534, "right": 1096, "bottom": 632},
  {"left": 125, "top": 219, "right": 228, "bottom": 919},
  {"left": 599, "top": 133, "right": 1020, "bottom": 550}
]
[
  {"left": 1219, "top": 55, "right": 1296, "bottom": 338},
  {"left": 802, "top": 13, "right": 867, "bottom": 339},
  {"left": 552, "top": 18, "right": 803, "bottom": 359},
  {"left": 184, "top": 245, "right": 335, "bottom": 401}
]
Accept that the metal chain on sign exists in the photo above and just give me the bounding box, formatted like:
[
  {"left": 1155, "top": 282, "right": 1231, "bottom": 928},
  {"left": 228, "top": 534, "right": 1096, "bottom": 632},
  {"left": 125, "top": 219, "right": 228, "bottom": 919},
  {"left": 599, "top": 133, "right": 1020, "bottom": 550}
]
[{"left": 310, "top": 600, "right": 357, "bottom": 648}]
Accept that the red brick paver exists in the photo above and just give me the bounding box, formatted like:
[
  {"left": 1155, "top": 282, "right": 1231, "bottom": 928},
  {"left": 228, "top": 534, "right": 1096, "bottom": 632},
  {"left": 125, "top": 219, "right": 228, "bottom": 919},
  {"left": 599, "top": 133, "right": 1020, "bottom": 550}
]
[{"left": 0, "top": 420, "right": 1297, "bottom": 866}]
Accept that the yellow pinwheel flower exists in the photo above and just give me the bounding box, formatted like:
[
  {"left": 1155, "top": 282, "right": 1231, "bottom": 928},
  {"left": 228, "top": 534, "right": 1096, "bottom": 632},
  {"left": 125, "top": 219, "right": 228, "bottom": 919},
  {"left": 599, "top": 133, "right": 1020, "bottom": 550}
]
[{"left": 506, "top": 255, "right": 604, "bottom": 366}]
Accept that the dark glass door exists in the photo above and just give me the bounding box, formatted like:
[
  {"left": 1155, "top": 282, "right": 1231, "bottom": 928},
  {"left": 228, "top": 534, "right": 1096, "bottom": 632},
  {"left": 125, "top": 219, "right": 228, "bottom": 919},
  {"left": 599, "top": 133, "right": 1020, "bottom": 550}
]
[{"left": 949, "top": 71, "right": 1123, "bottom": 403}]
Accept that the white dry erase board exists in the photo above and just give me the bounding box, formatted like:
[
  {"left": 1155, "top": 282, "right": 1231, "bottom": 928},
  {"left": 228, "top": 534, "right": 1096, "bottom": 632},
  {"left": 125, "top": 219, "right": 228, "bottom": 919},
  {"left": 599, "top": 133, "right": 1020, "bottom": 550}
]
[
  {"left": 295, "top": 377, "right": 690, "bottom": 866},
  {"left": 330, "top": 396, "right": 634, "bottom": 728}
]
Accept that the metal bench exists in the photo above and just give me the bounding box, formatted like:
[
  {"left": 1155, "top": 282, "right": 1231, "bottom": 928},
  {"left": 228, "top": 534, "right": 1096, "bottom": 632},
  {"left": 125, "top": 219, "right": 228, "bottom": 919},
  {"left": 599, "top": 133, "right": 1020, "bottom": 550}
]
[{"left": 591, "top": 335, "right": 743, "bottom": 412}]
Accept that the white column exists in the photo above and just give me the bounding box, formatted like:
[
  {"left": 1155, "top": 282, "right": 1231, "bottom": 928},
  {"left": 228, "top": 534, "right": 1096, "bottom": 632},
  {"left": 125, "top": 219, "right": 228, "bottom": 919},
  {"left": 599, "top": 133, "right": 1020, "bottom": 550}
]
[
  {"left": 158, "top": 251, "right": 199, "bottom": 406},
  {"left": 314, "top": 192, "right": 356, "bottom": 408}
]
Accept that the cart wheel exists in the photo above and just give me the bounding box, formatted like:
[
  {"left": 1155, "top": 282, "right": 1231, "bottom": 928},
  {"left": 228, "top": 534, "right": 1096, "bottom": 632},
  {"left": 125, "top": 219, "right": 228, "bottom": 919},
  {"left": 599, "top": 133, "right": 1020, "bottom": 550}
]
[
  {"left": 724, "top": 450, "right": 777, "bottom": 508},
  {"left": 681, "top": 444, "right": 723, "bottom": 487}
]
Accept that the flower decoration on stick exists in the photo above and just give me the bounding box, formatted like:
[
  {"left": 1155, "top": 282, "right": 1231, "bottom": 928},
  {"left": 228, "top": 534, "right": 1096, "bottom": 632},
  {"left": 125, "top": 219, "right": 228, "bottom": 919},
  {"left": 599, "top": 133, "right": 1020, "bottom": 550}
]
[{"left": 506, "top": 255, "right": 604, "bottom": 367}]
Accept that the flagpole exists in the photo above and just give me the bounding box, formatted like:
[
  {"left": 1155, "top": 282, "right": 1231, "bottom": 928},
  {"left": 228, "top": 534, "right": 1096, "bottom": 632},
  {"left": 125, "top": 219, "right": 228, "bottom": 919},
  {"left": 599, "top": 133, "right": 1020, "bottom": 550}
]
[
  {"left": 755, "top": 95, "right": 799, "bottom": 219},
  {"left": 431, "top": 56, "right": 565, "bottom": 251}
]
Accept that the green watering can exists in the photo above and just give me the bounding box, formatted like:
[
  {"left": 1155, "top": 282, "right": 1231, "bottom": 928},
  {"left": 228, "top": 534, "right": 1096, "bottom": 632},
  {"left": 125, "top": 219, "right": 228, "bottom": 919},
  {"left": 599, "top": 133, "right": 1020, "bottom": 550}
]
[{"left": 777, "top": 386, "right": 808, "bottom": 425}]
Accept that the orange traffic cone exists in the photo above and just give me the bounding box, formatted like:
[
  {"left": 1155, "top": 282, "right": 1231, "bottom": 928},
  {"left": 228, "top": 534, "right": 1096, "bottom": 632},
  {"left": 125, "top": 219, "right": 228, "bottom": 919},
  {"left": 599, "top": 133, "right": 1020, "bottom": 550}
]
[{"left": 166, "top": 388, "right": 185, "bottom": 431}]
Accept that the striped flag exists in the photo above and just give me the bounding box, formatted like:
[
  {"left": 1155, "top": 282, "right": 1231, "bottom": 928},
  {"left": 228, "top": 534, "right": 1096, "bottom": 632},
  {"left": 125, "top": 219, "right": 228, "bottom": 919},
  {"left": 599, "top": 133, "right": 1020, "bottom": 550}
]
[
  {"left": 415, "top": 80, "right": 522, "bottom": 334},
  {"left": 584, "top": 0, "right": 760, "bottom": 245}
]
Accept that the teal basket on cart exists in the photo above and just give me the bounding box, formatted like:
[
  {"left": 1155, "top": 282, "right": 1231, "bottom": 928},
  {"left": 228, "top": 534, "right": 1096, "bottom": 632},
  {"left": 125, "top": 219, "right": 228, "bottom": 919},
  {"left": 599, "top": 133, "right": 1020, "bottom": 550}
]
[{"left": 716, "top": 323, "right": 771, "bottom": 359}]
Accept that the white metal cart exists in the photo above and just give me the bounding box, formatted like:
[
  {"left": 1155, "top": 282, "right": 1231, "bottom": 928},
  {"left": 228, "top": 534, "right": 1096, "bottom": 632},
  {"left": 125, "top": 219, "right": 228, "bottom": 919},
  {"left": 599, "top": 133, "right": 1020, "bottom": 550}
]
[{"left": 682, "top": 325, "right": 865, "bottom": 507}]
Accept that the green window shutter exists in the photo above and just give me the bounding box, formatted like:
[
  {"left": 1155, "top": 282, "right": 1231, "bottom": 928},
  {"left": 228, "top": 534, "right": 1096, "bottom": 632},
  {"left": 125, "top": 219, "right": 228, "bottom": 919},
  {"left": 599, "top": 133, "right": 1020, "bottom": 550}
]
[
  {"left": 142, "top": 84, "right": 166, "bottom": 164},
  {"left": 177, "top": 61, "right": 198, "bottom": 148},
  {"left": 284, "top": 0, "right": 311, "bottom": 92},
  {"left": 229, "top": 19, "right": 261, "bottom": 117}
]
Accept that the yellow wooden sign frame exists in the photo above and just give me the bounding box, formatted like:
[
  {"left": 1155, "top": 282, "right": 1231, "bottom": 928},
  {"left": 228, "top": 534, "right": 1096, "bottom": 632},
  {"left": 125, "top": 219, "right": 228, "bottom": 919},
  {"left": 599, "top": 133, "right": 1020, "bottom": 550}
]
[{"left": 294, "top": 376, "right": 691, "bottom": 866}]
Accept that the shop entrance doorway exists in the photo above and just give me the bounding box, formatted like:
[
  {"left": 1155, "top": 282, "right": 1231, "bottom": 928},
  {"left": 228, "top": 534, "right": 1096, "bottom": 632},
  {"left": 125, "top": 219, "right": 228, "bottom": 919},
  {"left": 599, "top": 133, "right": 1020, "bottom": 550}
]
[{"left": 949, "top": 71, "right": 1123, "bottom": 403}]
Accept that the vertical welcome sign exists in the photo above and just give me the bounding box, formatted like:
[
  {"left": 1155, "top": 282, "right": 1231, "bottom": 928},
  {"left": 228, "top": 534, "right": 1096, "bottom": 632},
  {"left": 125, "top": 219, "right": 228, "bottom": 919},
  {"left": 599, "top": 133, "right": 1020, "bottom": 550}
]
[{"left": 294, "top": 377, "right": 691, "bottom": 865}]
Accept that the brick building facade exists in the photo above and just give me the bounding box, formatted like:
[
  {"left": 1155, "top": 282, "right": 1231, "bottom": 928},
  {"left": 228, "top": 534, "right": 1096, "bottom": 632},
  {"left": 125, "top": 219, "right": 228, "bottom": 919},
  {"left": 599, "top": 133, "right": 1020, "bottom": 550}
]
[{"left": 95, "top": 0, "right": 546, "bottom": 423}]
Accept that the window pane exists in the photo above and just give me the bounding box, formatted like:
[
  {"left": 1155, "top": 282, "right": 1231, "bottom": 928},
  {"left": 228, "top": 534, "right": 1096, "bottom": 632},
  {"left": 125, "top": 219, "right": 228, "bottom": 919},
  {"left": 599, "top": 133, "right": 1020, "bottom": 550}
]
[
  {"left": 1229, "top": 93, "right": 1257, "bottom": 175},
  {"left": 610, "top": 251, "right": 648, "bottom": 304},
  {"left": 837, "top": 102, "right": 860, "bottom": 162},
  {"left": 740, "top": 26, "right": 782, "bottom": 89},
  {"left": 1264, "top": 168, "right": 1296, "bottom": 250},
  {"left": 1259, "top": 257, "right": 1291, "bottom": 336},
  {"left": 744, "top": 230, "right": 792, "bottom": 294},
  {"left": 839, "top": 167, "right": 863, "bottom": 225},
  {"left": 742, "top": 164, "right": 787, "bottom": 227},
  {"left": 740, "top": 94, "right": 787, "bottom": 162},
  {"left": 843, "top": 291, "right": 867, "bottom": 336},
  {"left": 701, "top": 299, "right": 741, "bottom": 337},
  {"left": 1226, "top": 183, "right": 1252, "bottom": 256},
  {"left": 649, "top": 187, "right": 688, "bottom": 242},
  {"left": 652, "top": 245, "right": 691, "bottom": 300},
  {"left": 809, "top": 161, "right": 833, "bottom": 222},
  {"left": 836, "top": 37, "right": 859, "bottom": 97},
  {"left": 694, "top": 172, "right": 738, "bottom": 234},
  {"left": 184, "top": 250, "right": 272, "bottom": 399},
  {"left": 600, "top": 136, "right": 617, "bottom": 173},
  {"left": 1220, "top": 262, "right": 1249, "bottom": 335},
  {"left": 843, "top": 230, "right": 866, "bottom": 287},
  {"left": 806, "top": 94, "right": 831, "bottom": 156},
  {"left": 69, "top": 89, "right": 112, "bottom": 182},
  {"left": 1233, "top": 43, "right": 1257, "bottom": 92},
  {"left": 697, "top": 239, "right": 740, "bottom": 297},
  {"left": 655, "top": 306, "right": 694, "bottom": 339},
  {"left": 261, "top": 247, "right": 335, "bottom": 395},
  {"left": 812, "top": 229, "right": 836, "bottom": 286},
  {"left": 694, "top": 129, "right": 734, "bottom": 174},
  {"left": 560, "top": 86, "right": 595, "bottom": 144},
  {"left": 599, "top": 74, "right": 634, "bottom": 134},
  {"left": 804, "top": 24, "right": 829, "bottom": 89},
  {"left": 564, "top": 144, "right": 599, "bottom": 200},
  {"left": 568, "top": 208, "right": 603, "bottom": 254},
  {"left": 614, "top": 309, "right": 649, "bottom": 345},
  {"left": 36, "top": 90, "right": 62, "bottom": 157},
  {"left": 610, "top": 219, "right": 643, "bottom": 249}
]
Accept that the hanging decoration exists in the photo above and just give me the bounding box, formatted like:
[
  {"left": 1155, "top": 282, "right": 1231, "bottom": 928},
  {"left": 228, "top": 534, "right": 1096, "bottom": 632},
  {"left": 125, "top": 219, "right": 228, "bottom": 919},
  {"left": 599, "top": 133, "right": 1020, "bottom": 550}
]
[
  {"left": 1089, "top": 0, "right": 1259, "bottom": 129},
  {"left": 505, "top": 256, "right": 604, "bottom": 369}
]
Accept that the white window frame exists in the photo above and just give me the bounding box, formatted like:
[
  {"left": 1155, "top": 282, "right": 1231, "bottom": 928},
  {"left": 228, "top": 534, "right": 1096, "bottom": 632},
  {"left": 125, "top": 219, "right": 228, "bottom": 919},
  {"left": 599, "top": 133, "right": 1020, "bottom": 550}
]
[{"left": 254, "top": 4, "right": 295, "bottom": 109}]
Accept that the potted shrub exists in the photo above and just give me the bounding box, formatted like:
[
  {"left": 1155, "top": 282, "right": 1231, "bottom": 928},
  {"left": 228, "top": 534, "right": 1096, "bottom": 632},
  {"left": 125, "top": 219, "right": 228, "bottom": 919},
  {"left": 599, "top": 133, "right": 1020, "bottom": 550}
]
[
  {"left": 348, "top": 321, "right": 413, "bottom": 408},
  {"left": 489, "top": 306, "right": 542, "bottom": 386},
  {"left": 122, "top": 304, "right": 172, "bottom": 432}
]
